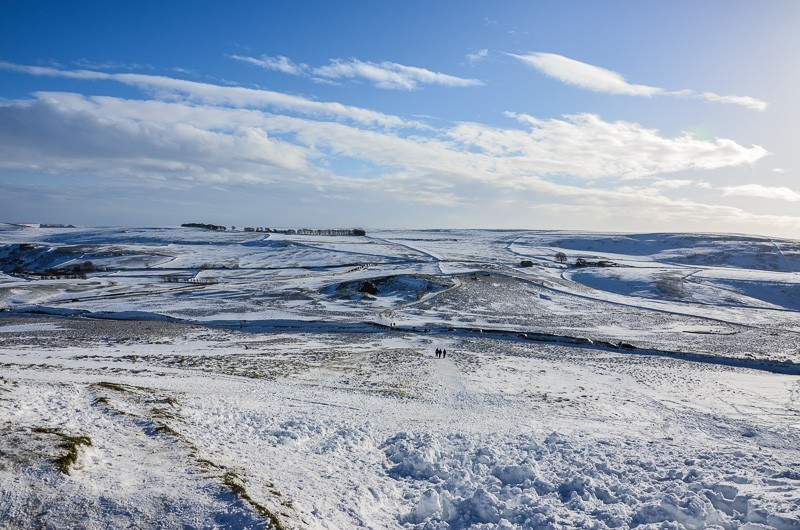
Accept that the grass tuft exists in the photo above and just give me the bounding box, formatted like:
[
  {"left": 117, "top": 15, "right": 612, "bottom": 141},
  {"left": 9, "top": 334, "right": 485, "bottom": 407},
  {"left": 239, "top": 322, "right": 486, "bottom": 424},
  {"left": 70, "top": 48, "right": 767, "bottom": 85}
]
[
  {"left": 196, "top": 458, "right": 221, "bottom": 469},
  {"left": 223, "top": 471, "right": 285, "bottom": 530},
  {"left": 33, "top": 427, "right": 93, "bottom": 475},
  {"left": 95, "top": 381, "right": 130, "bottom": 393},
  {"left": 150, "top": 407, "right": 178, "bottom": 420},
  {"left": 154, "top": 423, "right": 180, "bottom": 437},
  {"left": 156, "top": 396, "right": 179, "bottom": 407}
]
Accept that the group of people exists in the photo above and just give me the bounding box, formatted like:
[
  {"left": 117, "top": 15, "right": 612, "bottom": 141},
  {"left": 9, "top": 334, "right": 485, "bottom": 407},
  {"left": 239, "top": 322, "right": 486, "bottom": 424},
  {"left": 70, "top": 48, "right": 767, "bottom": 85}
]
[{"left": 434, "top": 348, "right": 447, "bottom": 358}]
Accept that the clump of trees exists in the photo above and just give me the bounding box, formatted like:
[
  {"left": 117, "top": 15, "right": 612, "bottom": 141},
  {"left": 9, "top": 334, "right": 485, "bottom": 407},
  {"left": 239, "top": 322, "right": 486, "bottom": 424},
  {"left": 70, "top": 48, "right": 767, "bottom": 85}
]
[
  {"left": 275, "top": 228, "right": 366, "bottom": 236},
  {"left": 163, "top": 276, "right": 219, "bottom": 284},
  {"left": 555, "top": 252, "right": 567, "bottom": 263},
  {"left": 182, "top": 223, "right": 366, "bottom": 236},
  {"left": 181, "top": 223, "right": 227, "bottom": 231},
  {"left": 573, "top": 258, "right": 616, "bottom": 268},
  {"left": 9, "top": 260, "right": 102, "bottom": 280}
]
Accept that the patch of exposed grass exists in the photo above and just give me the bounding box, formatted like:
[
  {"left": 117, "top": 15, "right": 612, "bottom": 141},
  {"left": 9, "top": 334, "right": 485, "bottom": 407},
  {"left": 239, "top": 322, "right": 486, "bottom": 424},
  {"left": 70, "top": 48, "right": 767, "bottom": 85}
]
[
  {"left": 150, "top": 407, "right": 178, "bottom": 420},
  {"left": 196, "top": 458, "right": 221, "bottom": 469},
  {"left": 95, "top": 381, "right": 130, "bottom": 393},
  {"left": 95, "top": 381, "right": 154, "bottom": 393},
  {"left": 155, "top": 396, "right": 179, "bottom": 407},
  {"left": 0, "top": 375, "right": 18, "bottom": 386},
  {"left": 154, "top": 423, "right": 180, "bottom": 437},
  {"left": 32, "top": 427, "right": 92, "bottom": 475},
  {"left": 93, "top": 396, "right": 109, "bottom": 405},
  {"left": 223, "top": 471, "right": 285, "bottom": 530}
]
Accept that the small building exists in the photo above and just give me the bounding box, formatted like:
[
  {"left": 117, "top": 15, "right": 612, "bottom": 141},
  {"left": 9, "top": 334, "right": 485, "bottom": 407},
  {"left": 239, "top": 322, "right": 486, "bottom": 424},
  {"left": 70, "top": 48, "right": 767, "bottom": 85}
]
[{"left": 520, "top": 260, "right": 534, "bottom": 267}]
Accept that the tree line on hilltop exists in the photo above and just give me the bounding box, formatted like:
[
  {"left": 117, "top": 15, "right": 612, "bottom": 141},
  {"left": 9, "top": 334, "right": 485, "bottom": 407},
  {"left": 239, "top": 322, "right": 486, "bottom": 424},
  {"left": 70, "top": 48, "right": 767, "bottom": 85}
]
[{"left": 181, "top": 223, "right": 366, "bottom": 236}]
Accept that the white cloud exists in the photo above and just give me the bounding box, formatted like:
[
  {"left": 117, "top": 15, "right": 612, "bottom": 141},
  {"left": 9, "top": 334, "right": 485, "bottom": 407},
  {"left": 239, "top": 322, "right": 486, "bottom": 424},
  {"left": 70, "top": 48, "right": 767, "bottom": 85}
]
[
  {"left": 0, "top": 61, "right": 421, "bottom": 129},
  {"left": 312, "top": 58, "right": 483, "bottom": 90},
  {"left": 0, "top": 61, "right": 786, "bottom": 234},
  {"left": 507, "top": 52, "right": 768, "bottom": 111},
  {"left": 454, "top": 111, "right": 768, "bottom": 180},
  {"left": 693, "top": 92, "right": 768, "bottom": 112},
  {"left": 466, "top": 49, "right": 489, "bottom": 63},
  {"left": 226, "top": 54, "right": 482, "bottom": 90},
  {"left": 228, "top": 54, "right": 306, "bottom": 76},
  {"left": 507, "top": 52, "right": 661, "bottom": 97},
  {"left": 0, "top": 94, "right": 314, "bottom": 185},
  {"left": 650, "top": 179, "right": 695, "bottom": 190},
  {"left": 721, "top": 184, "right": 800, "bottom": 202},
  {"left": 0, "top": 88, "right": 768, "bottom": 197}
]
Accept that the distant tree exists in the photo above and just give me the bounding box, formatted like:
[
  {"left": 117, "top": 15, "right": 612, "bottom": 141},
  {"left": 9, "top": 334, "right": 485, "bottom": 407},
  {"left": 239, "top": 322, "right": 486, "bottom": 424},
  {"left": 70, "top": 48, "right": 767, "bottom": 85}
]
[
  {"left": 555, "top": 252, "right": 567, "bottom": 264},
  {"left": 76, "top": 261, "right": 94, "bottom": 272},
  {"left": 359, "top": 280, "right": 379, "bottom": 295}
]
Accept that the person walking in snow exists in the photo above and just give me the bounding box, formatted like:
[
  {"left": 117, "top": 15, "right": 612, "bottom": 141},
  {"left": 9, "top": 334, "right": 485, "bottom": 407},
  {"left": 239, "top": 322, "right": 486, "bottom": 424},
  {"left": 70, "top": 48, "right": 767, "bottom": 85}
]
[{"left": 442, "top": 349, "right": 447, "bottom": 358}]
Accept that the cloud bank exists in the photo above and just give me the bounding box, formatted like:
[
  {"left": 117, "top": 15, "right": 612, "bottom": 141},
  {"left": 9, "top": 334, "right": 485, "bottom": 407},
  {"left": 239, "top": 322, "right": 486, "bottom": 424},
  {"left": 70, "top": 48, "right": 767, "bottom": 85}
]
[
  {"left": 508, "top": 52, "right": 768, "bottom": 111},
  {"left": 0, "top": 88, "right": 767, "bottom": 193},
  {"left": 1, "top": 61, "right": 790, "bottom": 235}
]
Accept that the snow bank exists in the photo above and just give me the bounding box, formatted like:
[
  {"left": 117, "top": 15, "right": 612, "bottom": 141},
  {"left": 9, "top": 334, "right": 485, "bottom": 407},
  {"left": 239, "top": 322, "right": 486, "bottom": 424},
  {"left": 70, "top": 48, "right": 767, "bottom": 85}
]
[{"left": 382, "top": 432, "right": 799, "bottom": 529}]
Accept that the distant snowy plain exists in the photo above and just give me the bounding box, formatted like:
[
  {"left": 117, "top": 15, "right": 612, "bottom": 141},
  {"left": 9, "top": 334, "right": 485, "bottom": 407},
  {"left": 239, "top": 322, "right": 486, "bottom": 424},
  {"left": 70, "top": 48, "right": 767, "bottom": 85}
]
[{"left": 1, "top": 224, "right": 799, "bottom": 529}]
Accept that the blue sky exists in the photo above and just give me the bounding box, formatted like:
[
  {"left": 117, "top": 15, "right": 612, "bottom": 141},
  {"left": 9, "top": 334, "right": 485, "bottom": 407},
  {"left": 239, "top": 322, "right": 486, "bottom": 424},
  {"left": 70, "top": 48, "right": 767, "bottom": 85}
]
[{"left": 2, "top": 1, "right": 799, "bottom": 237}]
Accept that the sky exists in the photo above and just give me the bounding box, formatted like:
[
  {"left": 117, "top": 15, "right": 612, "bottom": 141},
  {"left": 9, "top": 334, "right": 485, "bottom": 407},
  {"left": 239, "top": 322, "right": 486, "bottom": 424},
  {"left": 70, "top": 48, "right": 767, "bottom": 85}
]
[{"left": 1, "top": 1, "right": 799, "bottom": 238}]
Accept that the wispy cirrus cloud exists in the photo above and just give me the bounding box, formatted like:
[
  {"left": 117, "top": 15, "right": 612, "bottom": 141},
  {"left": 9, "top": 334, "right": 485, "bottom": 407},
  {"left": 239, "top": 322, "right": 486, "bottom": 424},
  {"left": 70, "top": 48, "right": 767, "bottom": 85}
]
[
  {"left": 695, "top": 91, "right": 769, "bottom": 112},
  {"left": 229, "top": 54, "right": 483, "bottom": 90},
  {"left": 313, "top": 58, "right": 483, "bottom": 89},
  {"left": 721, "top": 184, "right": 800, "bottom": 202},
  {"left": 507, "top": 52, "right": 768, "bottom": 111},
  {"left": 0, "top": 61, "right": 421, "bottom": 128},
  {"left": 227, "top": 54, "right": 306, "bottom": 76}
]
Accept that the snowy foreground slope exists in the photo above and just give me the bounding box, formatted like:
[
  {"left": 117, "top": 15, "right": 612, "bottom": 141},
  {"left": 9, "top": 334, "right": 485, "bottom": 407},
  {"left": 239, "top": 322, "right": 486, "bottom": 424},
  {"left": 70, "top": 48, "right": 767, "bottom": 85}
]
[{"left": 1, "top": 225, "right": 799, "bottom": 529}]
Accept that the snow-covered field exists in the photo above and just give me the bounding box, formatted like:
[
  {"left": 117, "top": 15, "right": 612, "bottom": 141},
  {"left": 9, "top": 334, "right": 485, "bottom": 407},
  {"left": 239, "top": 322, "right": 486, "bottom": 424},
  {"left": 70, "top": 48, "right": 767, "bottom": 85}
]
[{"left": 1, "top": 224, "right": 799, "bottom": 529}]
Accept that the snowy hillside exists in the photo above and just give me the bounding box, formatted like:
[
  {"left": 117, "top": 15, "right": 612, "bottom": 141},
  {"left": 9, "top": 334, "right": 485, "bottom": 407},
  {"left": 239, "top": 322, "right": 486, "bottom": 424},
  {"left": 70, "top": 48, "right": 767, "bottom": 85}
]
[{"left": 1, "top": 225, "right": 799, "bottom": 529}]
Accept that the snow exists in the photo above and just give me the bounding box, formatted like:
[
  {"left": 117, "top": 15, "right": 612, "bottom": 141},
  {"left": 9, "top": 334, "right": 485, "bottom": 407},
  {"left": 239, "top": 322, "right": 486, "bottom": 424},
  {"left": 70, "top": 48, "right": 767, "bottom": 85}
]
[
  {"left": 1, "top": 225, "right": 800, "bottom": 529},
  {"left": 0, "top": 323, "right": 63, "bottom": 333}
]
